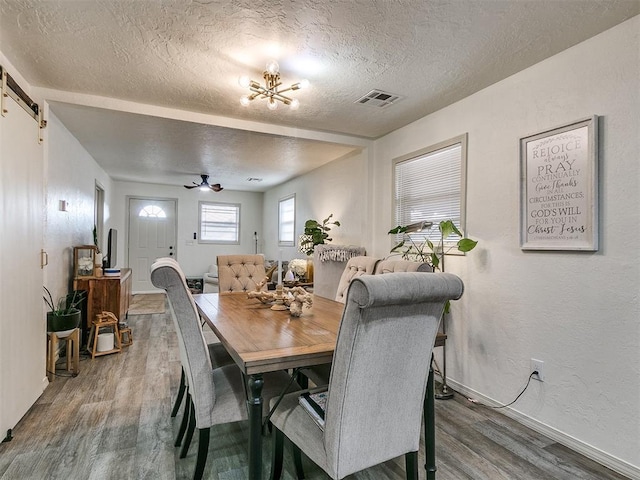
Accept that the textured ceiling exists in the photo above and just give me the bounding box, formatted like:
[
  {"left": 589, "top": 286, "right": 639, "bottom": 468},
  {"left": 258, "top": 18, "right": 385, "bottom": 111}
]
[
  {"left": 1, "top": 1, "right": 638, "bottom": 190},
  {"left": 48, "top": 102, "right": 362, "bottom": 190}
]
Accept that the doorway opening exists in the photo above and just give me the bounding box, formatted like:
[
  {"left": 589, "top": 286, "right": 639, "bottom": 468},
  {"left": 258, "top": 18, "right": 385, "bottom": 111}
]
[{"left": 127, "top": 197, "right": 177, "bottom": 292}]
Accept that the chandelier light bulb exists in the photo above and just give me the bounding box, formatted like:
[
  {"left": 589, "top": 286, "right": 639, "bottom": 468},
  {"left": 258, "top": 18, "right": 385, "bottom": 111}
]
[
  {"left": 265, "top": 60, "right": 279, "bottom": 75},
  {"left": 239, "top": 61, "right": 304, "bottom": 110}
]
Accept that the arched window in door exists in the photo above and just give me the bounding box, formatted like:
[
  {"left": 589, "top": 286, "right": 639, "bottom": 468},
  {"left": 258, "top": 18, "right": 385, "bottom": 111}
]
[{"left": 138, "top": 205, "right": 167, "bottom": 218}]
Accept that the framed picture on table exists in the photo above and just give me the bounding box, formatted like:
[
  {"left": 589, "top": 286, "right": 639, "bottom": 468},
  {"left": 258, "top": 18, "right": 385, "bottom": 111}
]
[{"left": 519, "top": 116, "right": 598, "bottom": 251}]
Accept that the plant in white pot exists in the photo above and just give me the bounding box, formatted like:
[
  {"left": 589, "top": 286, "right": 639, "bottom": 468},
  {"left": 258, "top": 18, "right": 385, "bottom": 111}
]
[{"left": 43, "top": 287, "right": 86, "bottom": 337}]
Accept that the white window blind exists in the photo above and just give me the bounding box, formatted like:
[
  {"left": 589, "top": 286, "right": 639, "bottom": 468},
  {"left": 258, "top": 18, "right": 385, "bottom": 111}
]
[
  {"left": 394, "top": 136, "right": 466, "bottom": 244},
  {"left": 199, "top": 202, "right": 240, "bottom": 244},
  {"left": 278, "top": 195, "right": 295, "bottom": 246}
]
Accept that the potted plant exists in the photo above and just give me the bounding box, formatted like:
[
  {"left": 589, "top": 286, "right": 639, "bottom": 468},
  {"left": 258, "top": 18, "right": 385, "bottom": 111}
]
[
  {"left": 93, "top": 225, "right": 103, "bottom": 276},
  {"left": 389, "top": 219, "right": 477, "bottom": 399},
  {"left": 389, "top": 219, "right": 478, "bottom": 309},
  {"left": 298, "top": 214, "right": 341, "bottom": 256},
  {"left": 43, "top": 287, "right": 86, "bottom": 336}
]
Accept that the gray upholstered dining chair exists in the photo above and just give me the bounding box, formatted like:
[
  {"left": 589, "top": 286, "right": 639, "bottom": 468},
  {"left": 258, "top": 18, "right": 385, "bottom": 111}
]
[
  {"left": 269, "top": 272, "right": 464, "bottom": 480},
  {"left": 217, "top": 254, "right": 267, "bottom": 292},
  {"left": 152, "top": 258, "right": 234, "bottom": 425},
  {"left": 150, "top": 259, "right": 298, "bottom": 480},
  {"left": 301, "top": 255, "right": 381, "bottom": 388}
]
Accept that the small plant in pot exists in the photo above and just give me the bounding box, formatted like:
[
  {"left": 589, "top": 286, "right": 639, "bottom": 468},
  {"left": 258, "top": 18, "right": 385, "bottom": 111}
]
[
  {"left": 388, "top": 219, "right": 478, "bottom": 312},
  {"left": 299, "top": 214, "right": 341, "bottom": 256},
  {"left": 43, "top": 287, "right": 86, "bottom": 337}
]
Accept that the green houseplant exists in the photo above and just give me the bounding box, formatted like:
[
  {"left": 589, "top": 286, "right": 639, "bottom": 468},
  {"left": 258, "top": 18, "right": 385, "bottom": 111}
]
[
  {"left": 43, "top": 287, "right": 85, "bottom": 333},
  {"left": 389, "top": 219, "right": 477, "bottom": 399},
  {"left": 389, "top": 219, "right": 477, "bottom": 311},
  {"left": 299, "top": 214, "right": 340, "bottom": 256},
  {"left": 389, "top": 219, "right": 477, "bottom": 271}
]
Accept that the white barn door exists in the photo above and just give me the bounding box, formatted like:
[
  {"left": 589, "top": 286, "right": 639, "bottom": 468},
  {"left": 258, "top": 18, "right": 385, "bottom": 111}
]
[{"left": 0, "top": 93, "right": 45, "bottom": 438}]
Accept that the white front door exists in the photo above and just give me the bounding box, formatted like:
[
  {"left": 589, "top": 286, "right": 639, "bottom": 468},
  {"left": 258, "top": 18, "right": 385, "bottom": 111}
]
[{"left": 128, "top": 197, "right": 177, "bottom": 292}]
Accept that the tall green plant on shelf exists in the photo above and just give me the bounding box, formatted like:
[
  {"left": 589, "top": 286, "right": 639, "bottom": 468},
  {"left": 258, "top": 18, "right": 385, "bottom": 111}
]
[
  {"left": 389, "top": 219, "right": 478, "bottom": 312},
  {"left": 93, "top": 225, "right": 101, "bottom": 254},
  {"left": 299, "top": 214, "right": 340, "bottom": 256},
  {"left": 44, "top": 286, "right": 86, "bottom": 333}
]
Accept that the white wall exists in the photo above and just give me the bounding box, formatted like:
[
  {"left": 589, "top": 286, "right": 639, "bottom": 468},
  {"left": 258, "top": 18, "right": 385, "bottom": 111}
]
[
  {"left": 44, "top": 110, "right": 113, "bottom": 301},
  {"left": 262, "top": 149, "right": 371, "bottom": 262},
  {"left": 112, "top": 181, "right": 264, "bottom": 279},
  {"left": 370, "top": 16, "right": 639, "bottom": 475}
]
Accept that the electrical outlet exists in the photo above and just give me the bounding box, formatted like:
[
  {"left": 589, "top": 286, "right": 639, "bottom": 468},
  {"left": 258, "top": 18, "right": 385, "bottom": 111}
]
[{"left": 531, "top": 358, "right": 544, "bottom": 381}]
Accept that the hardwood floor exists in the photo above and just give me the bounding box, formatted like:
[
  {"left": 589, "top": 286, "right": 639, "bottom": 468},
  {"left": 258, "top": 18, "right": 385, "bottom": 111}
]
[{"left": 0, "top": 310, "right": 629, "bottom": 480}]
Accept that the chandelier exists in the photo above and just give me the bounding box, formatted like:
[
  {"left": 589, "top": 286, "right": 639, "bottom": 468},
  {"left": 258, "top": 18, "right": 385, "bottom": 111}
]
[{"left": 238, "top": 60, "right": 308, "bottom": 110}]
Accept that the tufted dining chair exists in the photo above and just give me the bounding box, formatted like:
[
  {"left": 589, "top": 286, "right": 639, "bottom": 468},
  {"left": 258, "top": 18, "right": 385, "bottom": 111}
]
[
  {"left": 374, "top": 258, "right": 432, "bottom": 274},
  {"left": 217, "top": 254, "right": 267, "bottom": 293},
  {"left": 151, "top": 259, "right": 299, "bottom": 480},
  {"left": 269, "top": 272, "right": 464, "bottom": 480},
  {"left": 334, "top": 255, "right": 381, "bottom": 304}
]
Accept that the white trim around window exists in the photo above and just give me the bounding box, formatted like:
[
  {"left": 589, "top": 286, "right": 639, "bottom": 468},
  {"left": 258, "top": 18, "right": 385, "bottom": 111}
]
[
  {"left": 278, "top": 194, "right": 296, "bottom": 246},
  {"left": 392, "top": 133, "right": 468, "bottom": 246},
  {"left": 199, "top": 201, "right": 241, "bottom": 244}
]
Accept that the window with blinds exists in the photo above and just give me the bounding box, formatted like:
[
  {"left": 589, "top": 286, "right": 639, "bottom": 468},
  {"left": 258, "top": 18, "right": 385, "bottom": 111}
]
[
  {"left": 199, "top": 202, "right": 240, "bottom": 244},
  {"left": 393, "top": 134, "right": 468, "bottom": 245},
  {"left": 278, "top": 194, "right": 296, "bottom": 246}
]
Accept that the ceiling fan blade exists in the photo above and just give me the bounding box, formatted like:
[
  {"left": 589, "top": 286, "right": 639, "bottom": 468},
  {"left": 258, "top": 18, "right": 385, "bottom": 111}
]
[{"left": 185, "top": 175, "right": 221, "bottom": 191}]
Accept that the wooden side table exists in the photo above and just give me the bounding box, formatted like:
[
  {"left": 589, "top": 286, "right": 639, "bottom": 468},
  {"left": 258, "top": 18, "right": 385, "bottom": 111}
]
[
  {"left": 47, "top": 328, "right": 80, "bottom": 381},
  {"left": 119, "top": 326, "right": 133, "bottom": 347},
  {"left": 74, "top": 268, "right": 132, "bottom": 345},
  {"left": 87, "top": 313, "right": 122, "bottom": 359}
]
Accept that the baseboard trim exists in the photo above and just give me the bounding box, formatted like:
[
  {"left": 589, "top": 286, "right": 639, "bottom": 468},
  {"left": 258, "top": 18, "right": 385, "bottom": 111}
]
[{"left": 446, "top": 379, "right": 639, "bottom": 480}]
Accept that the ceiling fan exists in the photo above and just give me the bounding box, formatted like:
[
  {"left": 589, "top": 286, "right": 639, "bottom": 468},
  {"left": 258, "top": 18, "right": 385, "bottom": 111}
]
[{"left": 184, "top": 174, "right": 223, "bottom": 192}]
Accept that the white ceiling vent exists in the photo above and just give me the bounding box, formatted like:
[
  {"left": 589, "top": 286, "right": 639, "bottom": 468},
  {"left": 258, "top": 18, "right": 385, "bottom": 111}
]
[{"left": 355, "top": 89, "right": 404, "bottom": 108}]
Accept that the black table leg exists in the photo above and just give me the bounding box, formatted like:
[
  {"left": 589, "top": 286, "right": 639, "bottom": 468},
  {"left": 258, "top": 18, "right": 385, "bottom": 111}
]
[
  {"left": 424, "top": 356, "right": 437, "bottom": 480},
  {"left": 248, "top": 373, "right": 264, "bottom": 480}
]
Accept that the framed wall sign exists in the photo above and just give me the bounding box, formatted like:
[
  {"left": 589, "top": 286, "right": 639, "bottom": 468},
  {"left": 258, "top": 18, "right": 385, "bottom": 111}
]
[{"left": 520, "top": 116, "right": 598, "bottom": 251}]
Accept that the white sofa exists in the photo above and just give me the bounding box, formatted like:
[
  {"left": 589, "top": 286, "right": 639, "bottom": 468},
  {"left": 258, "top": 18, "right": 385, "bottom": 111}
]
[{"left": 203, "top": 264, "right": 219, "bottom": 293}]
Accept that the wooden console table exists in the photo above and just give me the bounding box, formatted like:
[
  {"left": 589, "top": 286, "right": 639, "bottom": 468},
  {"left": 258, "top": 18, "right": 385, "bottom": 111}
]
[{"left": 73, "top": 268, "right": 132, "bottom": 344}]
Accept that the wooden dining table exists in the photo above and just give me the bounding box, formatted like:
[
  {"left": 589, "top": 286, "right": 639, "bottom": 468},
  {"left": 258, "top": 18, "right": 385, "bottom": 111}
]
[{"left": 193, "top": 291, "right": 441, "bottom": 480}]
